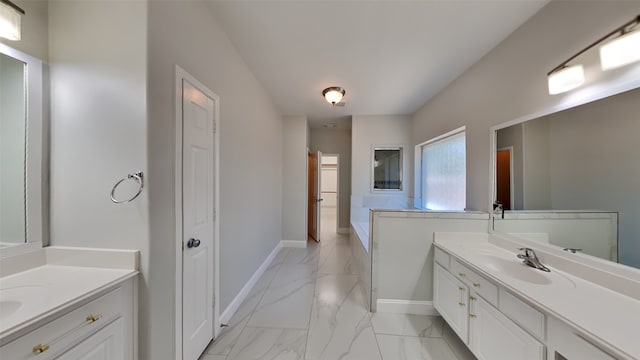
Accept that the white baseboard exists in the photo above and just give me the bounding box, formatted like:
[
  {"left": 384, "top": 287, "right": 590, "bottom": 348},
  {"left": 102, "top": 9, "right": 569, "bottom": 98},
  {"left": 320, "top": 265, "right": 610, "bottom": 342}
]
[
  {"left": 220, "top": 242, "right": 282, "bottom": 324},
  {"left": 337, "top": 228, "right": 350, "bottom": 235},
  {"left": 376, "top": 299, "right": 438, "bottom": 315},
  {"left": 281, "top": 240, "right": 307, "bottom": 248}
]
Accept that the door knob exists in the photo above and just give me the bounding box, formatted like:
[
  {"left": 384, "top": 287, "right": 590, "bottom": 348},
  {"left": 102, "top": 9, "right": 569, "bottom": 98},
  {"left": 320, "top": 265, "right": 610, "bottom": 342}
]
[{"left": 187, "top": 238, "right": 201, "bottom": 248}]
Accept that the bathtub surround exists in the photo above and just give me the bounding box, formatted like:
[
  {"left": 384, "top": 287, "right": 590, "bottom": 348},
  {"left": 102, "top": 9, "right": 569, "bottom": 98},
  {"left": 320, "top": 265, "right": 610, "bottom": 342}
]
[{"left": 370, "top": 211, "right": 489, "bottom": 314}]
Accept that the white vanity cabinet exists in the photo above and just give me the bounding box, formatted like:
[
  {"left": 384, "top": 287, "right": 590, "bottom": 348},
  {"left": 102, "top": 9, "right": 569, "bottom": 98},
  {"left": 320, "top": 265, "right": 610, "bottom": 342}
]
[
  {"left": 0, "top": 278, "right": 135, "bottom": 360},
  {"left": 434, "top": 247, "right": 545, "bottom": 360},
  {"left": 469, "top": 295, "right": 545, "bottom": 360},
  {"left": 434, "top": 263, "right": 469, "bottom": 341}
]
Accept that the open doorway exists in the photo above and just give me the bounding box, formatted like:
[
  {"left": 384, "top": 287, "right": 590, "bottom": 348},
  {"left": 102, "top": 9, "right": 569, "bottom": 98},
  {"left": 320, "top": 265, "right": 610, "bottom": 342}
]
[
  {"left": 496, "top": 147, "right": 513, "bottom": 210},
  {"left": 320, "top": 155, "right": 339, "bottom": 237}
]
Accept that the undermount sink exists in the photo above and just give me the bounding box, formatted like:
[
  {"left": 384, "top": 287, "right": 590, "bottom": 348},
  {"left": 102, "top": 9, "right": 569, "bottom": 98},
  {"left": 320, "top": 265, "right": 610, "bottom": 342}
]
[
  {"left": 478, "top": 254, "right": 576, "bottom": 287},
  {"left": 0, "top": 300, "right": 22, "bottom": 318},
  {"left": 0, "top": 285, "right": 48, "bottom": 319}
]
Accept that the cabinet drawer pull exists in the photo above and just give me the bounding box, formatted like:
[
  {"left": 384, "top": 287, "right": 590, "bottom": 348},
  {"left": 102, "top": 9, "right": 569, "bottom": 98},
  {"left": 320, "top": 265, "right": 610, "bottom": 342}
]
[
  {"left": 470, "top": 296, "right": 477, "bottom": 301},
  {"left": 86, "top": 314, "right": 102, "bottom": 323},
  {"left": 32, "top": 344, "right": 50, "bottom": 354},
  {"left": 458, "top": 272, "right": 466, "bottom": 277},
  {"left": 458, "top": 302, "right": 465, "bottom": 306},
  {"left": 473, "top": 283, "right": 481, "bottom": 288},
  {"left": 469, "top": 314, "right": 477, "bottom": 319}
]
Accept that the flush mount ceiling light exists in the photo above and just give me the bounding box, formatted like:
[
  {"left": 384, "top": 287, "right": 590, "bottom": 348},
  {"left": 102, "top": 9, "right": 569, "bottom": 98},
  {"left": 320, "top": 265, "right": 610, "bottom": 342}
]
[
  {"left": 0, "top": 0, "right": 24, "bottom": 41},
  {"left": 322, "top": 86, "right": 346, "bottom": 106},
  {"left": 547, "top": 15, "right": 640, "bottom": 95}
]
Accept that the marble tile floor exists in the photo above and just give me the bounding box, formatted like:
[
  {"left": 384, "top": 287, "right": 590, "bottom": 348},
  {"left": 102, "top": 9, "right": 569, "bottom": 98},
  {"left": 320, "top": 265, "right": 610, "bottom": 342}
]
[{"left": 199, "top": 213, "right": 476, "bottom": 360}]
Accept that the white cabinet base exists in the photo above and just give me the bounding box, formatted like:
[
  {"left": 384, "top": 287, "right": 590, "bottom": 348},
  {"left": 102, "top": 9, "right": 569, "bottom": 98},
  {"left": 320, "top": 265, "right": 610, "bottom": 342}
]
[
  {"left": 434, "top": 264, "right": 469, "bottom": 342},
  {"left": 470, "top": 296, "right": 545, "bottom": 360},
  {"left": 56, "top": 318, "right": 125, "bottom": 360}
]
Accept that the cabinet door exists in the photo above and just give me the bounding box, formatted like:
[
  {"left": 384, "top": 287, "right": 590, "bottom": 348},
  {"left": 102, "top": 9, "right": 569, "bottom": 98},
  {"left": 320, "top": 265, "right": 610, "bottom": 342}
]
[
  {"left": 469, "top": 296, "right": 545, "bottom": 360},
  {"left": 55, "top": 318, "right": 125, "bottom": 360},
  {"left": 434, "top": 264, "right": 469, "bottom": 343}
]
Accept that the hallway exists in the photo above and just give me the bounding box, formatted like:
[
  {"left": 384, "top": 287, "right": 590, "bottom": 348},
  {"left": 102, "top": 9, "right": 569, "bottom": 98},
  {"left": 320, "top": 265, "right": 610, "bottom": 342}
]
[{"left": 199, "top": 214, "right": 474, "bottom": 360}]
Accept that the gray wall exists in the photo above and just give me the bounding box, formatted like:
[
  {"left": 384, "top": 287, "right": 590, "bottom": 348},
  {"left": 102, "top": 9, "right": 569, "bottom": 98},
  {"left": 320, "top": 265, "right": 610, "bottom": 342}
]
[
  {"left": 47, "top": 0, "right": 151, "bottom": 355},
  {"left": 148, "top": 2, "right": 283, "bottom": 359},
  {"left": 310, "top": 127, "right": 352, "bottom": 231},
  {"left": 351, "top": 115, "right": 413, "bottom": 219},
  {"left": 547, "top": 88, "right": 640, "bottom": 267},
  {"left": 0, "top": 54, "right": 26, "bottom": 243},
  {"left": 282, "top": 116, "right": 308, "bottom": 242},
  {"left": 412, "top": 1, "right": 640, "bottom": 213},
  {"left": 411, "top": 1, "right": 640, "bottom": 265},
  {"left": 522, "top": 117, "right": 551, "bottom": 209}
]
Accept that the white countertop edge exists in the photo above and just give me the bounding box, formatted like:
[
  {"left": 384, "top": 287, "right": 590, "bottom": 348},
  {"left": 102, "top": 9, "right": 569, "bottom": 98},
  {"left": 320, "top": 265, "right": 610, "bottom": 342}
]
[
  {"left": 0, "top": 270, "right": 138, "bottom": 343},
  {"left": 433, "top": 234, "right": 638, "bottom": 360}
]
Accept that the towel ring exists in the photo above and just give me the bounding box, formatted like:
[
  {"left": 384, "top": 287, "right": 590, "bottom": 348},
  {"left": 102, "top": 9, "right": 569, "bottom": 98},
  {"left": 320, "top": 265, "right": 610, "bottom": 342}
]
[{"left": 111, "top": 171, "right": 144, "bottom": 204}]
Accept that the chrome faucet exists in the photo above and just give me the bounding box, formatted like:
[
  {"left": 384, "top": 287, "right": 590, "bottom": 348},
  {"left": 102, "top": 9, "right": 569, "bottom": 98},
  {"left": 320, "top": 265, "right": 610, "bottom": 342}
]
[{"left": 517, "top": 248, "right": 551, "bottom": 272}]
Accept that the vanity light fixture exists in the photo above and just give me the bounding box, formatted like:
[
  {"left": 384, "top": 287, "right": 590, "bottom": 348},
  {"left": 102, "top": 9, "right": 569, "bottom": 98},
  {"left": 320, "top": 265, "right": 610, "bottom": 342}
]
[
  {"left": 0, "top": 0, "right": 24, "bottom": 41},
  {"left": 322, "top": 86, "right": 346, "bottom": 106},
  {"left": 547, "top": 15, "right": 640, "bottom": 95},
  {"left": 548, "top": 64, "right": 585, "bottom": 95},
  {"left": 600, "top": 22, "right": 640, "bottom": 70}
]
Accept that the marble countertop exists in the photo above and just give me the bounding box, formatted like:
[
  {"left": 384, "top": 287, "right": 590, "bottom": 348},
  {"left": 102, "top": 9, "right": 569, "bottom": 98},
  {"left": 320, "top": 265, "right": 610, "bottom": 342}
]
[
  {"left": 434, "top": 233, "right": 640, "bottom": 360},
  {"left": 0, "top": 247, "right": 138, "bottom": 342}
]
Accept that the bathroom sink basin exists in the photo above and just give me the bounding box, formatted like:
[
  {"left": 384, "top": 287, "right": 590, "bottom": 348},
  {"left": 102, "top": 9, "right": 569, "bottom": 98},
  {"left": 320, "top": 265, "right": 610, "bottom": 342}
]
[
  {"left": 0, "top": 300, "right": 22, "bottom": 318},
  {"left": 478, "top": 254, "right": 576, "bottom": 287}
]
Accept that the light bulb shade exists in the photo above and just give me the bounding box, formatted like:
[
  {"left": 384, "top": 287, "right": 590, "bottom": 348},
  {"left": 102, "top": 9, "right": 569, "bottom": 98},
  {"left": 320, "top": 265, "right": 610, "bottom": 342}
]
[
  {"left": 600, "top": 29, "right": 640, "bottom": 71},
  {"left": 548, "top": 65, "right": 585, "bottom": 95},
  {"left": 0, "top": 1, "right": 21, "bottom": 41},
  {"left": 322, "top": 87, "right": 345, "bottom": 104}
]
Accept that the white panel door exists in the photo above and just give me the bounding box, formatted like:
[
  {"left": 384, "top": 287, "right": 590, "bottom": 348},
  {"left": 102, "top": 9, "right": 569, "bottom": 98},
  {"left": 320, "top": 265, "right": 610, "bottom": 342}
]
[
  {"left": 434, "top": 264, "right": 469, "bottom": 343},
  {"left": 469, "top": 295, "right": 545, "bottom": 360},
  {"left": 56, "top": 318, "right": 125, "bottom": 360},
  {"left": 182, "top": 79, "right": 215, "bottom": 360}
]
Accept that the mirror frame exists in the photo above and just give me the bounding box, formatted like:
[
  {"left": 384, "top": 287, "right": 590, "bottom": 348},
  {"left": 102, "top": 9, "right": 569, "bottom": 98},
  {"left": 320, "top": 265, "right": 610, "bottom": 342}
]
[
  {"left": 371, "top": 145, "right": 403, "bottom": 192},
  {"left": 488, "top": 70, "right": 640, "bottom": 270},
  {"left": 490, "top": 78, "right": 640, "bottom": 210},
  {"left": 0, "top": 43, "right": 44, "bottom": 258}
]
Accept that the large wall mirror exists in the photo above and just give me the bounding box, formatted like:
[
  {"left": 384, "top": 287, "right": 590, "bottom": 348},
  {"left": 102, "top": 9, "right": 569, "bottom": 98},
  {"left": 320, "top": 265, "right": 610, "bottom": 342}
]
[
  {"left": 491, "top": 86, "right": 640, "bottom": 270},
  {"left": 372, "top": 146, "right": 403, "bottom": 191},
  {"left": 0, "top": 43, "right": 44, "bottom": 258}
]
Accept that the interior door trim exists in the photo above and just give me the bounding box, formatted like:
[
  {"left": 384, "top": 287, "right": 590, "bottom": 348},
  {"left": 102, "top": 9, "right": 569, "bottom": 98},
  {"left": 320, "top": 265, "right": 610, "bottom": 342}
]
[{"left": 174, "top": 65, "right": 221, "bottom": 359}]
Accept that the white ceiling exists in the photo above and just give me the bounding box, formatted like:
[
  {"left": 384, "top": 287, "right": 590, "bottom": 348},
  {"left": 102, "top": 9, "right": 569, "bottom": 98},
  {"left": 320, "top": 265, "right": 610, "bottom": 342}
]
[{"left": 206, "top": 1, "right": 548, "bottom": 128}]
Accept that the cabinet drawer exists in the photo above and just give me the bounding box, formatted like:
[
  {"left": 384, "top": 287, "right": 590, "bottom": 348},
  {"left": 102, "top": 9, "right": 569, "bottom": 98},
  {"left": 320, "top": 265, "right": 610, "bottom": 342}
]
[
  {"left": 451, "top": 259, "right": 498, "bottom": 306},
  {"left": 499, "top": 288, "right": 545, "bottom": 340},
  {"left": 547, "top": 316, "right": 616, "bottom": 360},
  {"left": 434, "top": 247, "right": 450, "bottom": 269},
  {"left": 0, "top": 287, "right": 123, "bottom": 360}
]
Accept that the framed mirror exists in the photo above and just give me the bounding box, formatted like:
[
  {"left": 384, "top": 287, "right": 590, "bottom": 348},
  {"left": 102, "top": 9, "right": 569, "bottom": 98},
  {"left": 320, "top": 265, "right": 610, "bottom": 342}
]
[
  {"left": 0, "top": 43, "right": 44, "bottom": 258},
  {"left": 490, "top": 85, "right": 640, "bottom": 269},
  {"left": 372, "top": 146, "right": 403, "bottom": 191}
]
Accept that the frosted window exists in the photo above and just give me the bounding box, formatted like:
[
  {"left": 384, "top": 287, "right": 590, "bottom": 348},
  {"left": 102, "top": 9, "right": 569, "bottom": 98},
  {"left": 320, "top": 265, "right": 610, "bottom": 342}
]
[{"left": 421, "top": 132, "right": 466, "bottom": 210}]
